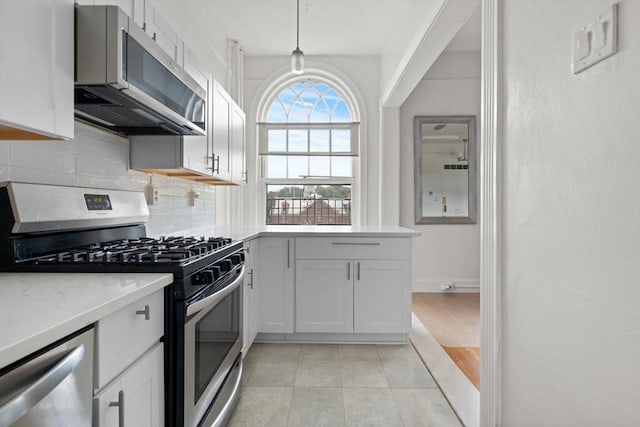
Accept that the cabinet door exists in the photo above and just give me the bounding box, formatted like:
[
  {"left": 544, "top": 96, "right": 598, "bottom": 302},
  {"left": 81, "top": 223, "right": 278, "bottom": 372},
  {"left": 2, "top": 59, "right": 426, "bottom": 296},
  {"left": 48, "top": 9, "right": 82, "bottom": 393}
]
[
  {"left": 354, "top": 260, "right": 411, "bottom": 334},
  {"left": 296, "top": 260, "right": 354, "bottom": 333},
  {"left": 182, "top": 135, "right": 211, "bottom": 176},
  {"left": 0, "top": 0, "right": 73, "bottom": 140},
  {"left": 143, "top": 0, "right": 179, "bottom": 61},
  {"left": 94, "top": 343, "right": 164, "bottom": 427},
  {"left": 242, "top": 239, "right": 258, "bottom": 353},
  {"left": 257, "top": 237, "right": 294, "bottom": 333},
  {"left": 211, "top": 81, "right": 232, "bottom": 181},
  {"left": 230, "top": 103, "right": 246, "bottom": 185}
]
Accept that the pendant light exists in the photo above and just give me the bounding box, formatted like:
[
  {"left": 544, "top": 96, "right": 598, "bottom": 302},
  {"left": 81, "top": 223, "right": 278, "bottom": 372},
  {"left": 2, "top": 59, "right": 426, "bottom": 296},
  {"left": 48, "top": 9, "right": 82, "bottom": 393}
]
[{"left": 291, "top": 0, "right": 304, "bottom": 74}]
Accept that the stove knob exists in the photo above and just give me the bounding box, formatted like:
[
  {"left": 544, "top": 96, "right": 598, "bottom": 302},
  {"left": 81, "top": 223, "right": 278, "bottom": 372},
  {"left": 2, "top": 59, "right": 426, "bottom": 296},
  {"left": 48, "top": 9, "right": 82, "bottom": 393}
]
[
  {"left": 219, "top": 259, "right": 233, "bottom": 272},
  {"left": 210, "top": 266, "right": 221, "bottom": 281},
  {"left": 201, "top": 266, "right": 221, "bottom": 284},
  {"left": 230, "top": 254, "right": 242, "bottom": 265},
  {"left": 202, "top": 270, "right": 214, "bottom": 284}
]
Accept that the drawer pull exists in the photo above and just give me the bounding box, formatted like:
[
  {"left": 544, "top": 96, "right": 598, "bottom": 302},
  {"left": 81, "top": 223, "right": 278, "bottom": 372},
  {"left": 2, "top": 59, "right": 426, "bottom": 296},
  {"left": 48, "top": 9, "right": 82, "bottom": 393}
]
[
  {"left": 347, "top": 262, "right": 351, "bottom": 280},
  {"left": 357, "top": 262, "right": 361, "bottom": 281},
  {"left": 331, "top": 242, "right": 381, "bottom": 246},
  {"left": 247, "top": 268, "right": 254, "bottom": 289},
  {"left": 109, "top": 390, "right": 125, "bottom": 427},
  {"left": 135, "top": 305, "right": 150, "bottom": 320}
]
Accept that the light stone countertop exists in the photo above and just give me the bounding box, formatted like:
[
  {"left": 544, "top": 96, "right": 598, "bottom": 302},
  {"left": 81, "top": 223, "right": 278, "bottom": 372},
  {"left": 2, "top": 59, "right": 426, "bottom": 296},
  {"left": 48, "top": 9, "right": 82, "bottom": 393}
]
[
  {"left": 164, "top": 225, "right": 420, "bottom": 242},
  {"left": 0, "top": 272, "right": 172, "bottom": 370}
]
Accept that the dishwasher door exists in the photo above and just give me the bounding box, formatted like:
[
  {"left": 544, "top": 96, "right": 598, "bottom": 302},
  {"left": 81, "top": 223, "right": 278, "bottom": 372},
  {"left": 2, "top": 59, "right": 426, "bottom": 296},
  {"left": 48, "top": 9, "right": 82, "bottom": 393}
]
[{"left": 0, "top": 326, "right": 94, "bottom": 427}]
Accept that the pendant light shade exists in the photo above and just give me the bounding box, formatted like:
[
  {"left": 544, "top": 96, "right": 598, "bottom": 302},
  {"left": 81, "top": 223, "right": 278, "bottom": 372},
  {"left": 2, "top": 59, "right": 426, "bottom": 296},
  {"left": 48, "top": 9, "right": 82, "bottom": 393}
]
[
  {"left": 291, "top": 47, "right": 304, "bottom": 74},
  {"left": 291, "top": 0, "right": 304, "bottom": 74}
]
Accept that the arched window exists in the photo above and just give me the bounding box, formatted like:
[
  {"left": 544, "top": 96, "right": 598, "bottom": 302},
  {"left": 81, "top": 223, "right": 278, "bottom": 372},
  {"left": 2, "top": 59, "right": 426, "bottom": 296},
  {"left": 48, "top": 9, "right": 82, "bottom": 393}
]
[{"left": 258, "top": 77, "right": 360, "bottom": 225}]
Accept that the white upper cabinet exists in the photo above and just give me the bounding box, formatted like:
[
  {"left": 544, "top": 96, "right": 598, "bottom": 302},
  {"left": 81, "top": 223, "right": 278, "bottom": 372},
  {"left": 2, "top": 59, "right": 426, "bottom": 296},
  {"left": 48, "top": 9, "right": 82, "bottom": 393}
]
[
  {"left": 142, "top": 0, "right": 181, "bottom": 62},
  {"left": 211, "top": 80, "right": 233, "bottom": 182},
  {"left": 211, "top": 80, "right": 246, "bottom": 185},
  {"left": 0, "top": 0, "right": 74, "bottom": 140},
  {"left": 231, "top": 103, "right": 247, "bottom": 185}
]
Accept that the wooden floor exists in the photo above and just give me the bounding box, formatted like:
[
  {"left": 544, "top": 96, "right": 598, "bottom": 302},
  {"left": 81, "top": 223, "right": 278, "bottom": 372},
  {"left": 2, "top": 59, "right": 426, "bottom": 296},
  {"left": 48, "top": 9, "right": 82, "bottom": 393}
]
[{"left": 412, "top": 293, "right": 480, "bottom": 390}]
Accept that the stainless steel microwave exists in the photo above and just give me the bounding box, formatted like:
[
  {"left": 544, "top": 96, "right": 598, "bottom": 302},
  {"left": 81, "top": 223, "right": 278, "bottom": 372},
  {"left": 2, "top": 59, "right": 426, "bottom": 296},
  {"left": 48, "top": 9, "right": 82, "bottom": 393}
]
[{"left": 74, "top": 5, "right": 206, "bottom": 136}]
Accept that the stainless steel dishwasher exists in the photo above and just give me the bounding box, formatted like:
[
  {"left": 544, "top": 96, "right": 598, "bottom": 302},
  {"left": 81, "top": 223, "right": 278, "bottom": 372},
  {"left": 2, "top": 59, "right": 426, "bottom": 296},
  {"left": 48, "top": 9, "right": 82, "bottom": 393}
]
[{"left": 0, "top": 326, "right": 94, "bottom": 427}]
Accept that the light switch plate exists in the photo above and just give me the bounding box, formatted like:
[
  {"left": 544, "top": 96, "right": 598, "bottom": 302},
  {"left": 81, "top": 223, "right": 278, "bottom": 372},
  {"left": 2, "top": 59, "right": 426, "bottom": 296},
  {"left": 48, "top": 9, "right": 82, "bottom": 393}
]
[
  {"left": 573, "top": 3, "right": 618, "bottom": 74},
  {"left": 572, "top": 3, "right": 618, "bottom": 74}
]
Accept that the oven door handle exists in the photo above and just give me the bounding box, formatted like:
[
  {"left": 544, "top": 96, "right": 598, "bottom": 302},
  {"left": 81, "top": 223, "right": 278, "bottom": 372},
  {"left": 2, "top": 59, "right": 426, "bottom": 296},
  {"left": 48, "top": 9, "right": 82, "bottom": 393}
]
[{"left": 186, "top": 266, "right": 245, "bottom": 317}]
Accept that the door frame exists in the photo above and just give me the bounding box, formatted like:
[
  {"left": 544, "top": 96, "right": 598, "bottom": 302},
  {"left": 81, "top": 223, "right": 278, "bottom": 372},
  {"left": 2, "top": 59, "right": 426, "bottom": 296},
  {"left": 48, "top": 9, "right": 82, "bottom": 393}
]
[{"left": 480, "top": 1, "right": 502, "bottom": 425}]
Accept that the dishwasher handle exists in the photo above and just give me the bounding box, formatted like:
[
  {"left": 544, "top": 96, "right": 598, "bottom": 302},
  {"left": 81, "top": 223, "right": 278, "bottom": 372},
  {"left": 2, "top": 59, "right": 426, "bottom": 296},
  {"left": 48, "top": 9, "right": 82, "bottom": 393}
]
[{"left": 0, "top": 344, "right": 85, "bottom": 427}]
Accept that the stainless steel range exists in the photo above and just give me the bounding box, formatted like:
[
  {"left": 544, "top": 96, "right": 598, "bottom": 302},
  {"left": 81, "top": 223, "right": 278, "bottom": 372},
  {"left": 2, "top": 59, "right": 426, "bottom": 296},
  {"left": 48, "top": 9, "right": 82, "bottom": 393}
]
[{"left": 0, "top": 182, "right": 244, "bottom": 427}]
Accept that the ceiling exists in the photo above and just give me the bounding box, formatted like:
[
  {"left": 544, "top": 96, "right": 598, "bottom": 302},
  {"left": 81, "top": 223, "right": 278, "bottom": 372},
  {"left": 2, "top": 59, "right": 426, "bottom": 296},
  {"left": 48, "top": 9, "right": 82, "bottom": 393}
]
[{"left": 164, "top": 0, "right": 479, "bottom": 57}]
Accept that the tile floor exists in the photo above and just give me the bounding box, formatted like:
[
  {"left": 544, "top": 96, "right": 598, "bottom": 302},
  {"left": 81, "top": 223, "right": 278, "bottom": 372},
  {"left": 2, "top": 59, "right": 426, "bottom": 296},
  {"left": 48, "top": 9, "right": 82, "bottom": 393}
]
[{"left": 228, "top": 342, "right": 462, "bottom": 427}]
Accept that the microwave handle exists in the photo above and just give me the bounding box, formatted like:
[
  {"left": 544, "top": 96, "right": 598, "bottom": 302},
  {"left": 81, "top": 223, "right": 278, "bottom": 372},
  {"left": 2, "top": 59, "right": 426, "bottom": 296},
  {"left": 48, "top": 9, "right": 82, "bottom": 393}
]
[
  {"left": 186, "top": 266, "right": 245, "bottom": 317},
  {"left": 0, "top": 344, "right": 85, "bottom": 426}
]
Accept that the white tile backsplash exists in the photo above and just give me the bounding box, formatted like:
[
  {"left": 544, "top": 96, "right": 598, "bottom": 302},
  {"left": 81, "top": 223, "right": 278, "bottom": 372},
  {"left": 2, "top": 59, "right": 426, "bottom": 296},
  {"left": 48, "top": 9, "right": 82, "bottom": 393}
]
[
  {"left": 2, "top": 121, "right": 216, "bottom": 236},
  {"left": 0, "top": 144, "right": 10, "bottom": 165},
  {"left": 10, "top": 143, "right": 76, "bottom": 174}
]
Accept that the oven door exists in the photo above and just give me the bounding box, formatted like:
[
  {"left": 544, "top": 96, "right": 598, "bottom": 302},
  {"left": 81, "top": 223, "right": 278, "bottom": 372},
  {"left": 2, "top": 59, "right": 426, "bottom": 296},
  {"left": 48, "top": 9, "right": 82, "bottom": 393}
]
[{"left": 183, "top": 266, "right": 244, "bottom": 427}]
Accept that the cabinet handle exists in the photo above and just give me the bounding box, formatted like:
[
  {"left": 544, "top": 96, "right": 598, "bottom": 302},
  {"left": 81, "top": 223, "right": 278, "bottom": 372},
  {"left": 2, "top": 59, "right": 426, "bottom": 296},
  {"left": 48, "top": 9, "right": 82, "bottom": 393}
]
[
  {"left": 152, "top": 32, "right": 157, "bottom": 42},
  {"left": 135, "top": 305, "right": 150, "bottom": 320},
  {"left": 247, "top": 268, "right": 254, "bottom": 289},
  {"left": 347, "top": 262, "right": 351, "bottom": 280},
  {"left": 286, "top": 240, "right": 290, "bottom": 269},
  {"left": 357, "top": 262, "right": 361, "bottom": 281},
  {"left": 109, "top": 390, "right": 125, "bottom": 427},
  {"left": 206, "top": 155, "right": 220, "bottom": 174},
  {"left": 331, "top": 242, "right": 381, "bottom": 246}
]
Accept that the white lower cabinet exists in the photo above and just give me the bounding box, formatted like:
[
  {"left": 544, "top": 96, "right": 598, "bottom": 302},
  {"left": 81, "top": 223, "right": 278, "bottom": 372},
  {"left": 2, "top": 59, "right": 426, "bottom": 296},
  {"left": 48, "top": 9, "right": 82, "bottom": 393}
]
[
  {"left": 242, "top": 239, "right": 259, "bottom": 353},
  {"left": 93, "top": 342, "right": 164, "bottom": 427},
  {"left": 93, "top": 289, "right": 165, "bottom": 427},
  {"left": 295, "top": 260, "right": 353, "bottom": 333},
  {"left": 295, "top": 237, "right": 412, "bottom": 335},
  {"left": 257, "top": 237, "right": 294, "bottom": 333},
  {"left": 353, "top": 260, "right": 410, "bottom": 333}
]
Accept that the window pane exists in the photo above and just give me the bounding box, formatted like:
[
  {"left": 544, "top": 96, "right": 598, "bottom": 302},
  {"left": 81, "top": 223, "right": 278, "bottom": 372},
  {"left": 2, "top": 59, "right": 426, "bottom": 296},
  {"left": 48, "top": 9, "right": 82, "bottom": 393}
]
[
  {"left": 266, "top": 156, "right": 287, "bottom": 178},
  {"left": 266, "top": 184, "right": 352, "bottom": 225},
  {"left": 288, "top": 156, "right": 308, "bottom": 178},
  {"left": 331, "top": 129, "right": 351, "bottom": 152},
  {"left": 266, "top": 102, "right": 286, "bottom": 122},
  {"left": 310, "top": 101, "right": 330, "bottom": 122},
  {"left": 309, "top": 156, "right": 330, "bottom": 176},
  {"left": 268, "top": 129, "right": 286, "bottom": 152},
  {"left": 288, "top": 130, "right": 308, "bottom": 152},
  {"left": 289, "top": 100, "right": 308, "bottom": 122},
  {"left": 333, "top": 100, "right": 351, "bottom": 122},
  {"left": 310, "top": 130, "right": 330, "bottom": 152},
  {"left": 279, "top": 89, "right": 296, "bottom": 112},
  {"left": 331, "top": 157, "right": 352, "bottom": 177}
]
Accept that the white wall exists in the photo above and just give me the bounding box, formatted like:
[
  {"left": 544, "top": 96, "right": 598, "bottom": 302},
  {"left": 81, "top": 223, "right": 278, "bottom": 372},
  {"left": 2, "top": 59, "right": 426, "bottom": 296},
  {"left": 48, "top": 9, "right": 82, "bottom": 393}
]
[
  {"left": 501, "top": 1, "right": 640, "bottom": 425},
  {"left": 0, "top": 122, "right": 217, "bottom": 237},
  {"left": 241, "top": 55, "right": 381, "bottom": 226},
  {"left": 399, "top": 52, "right": 481, "bottom": 292}
]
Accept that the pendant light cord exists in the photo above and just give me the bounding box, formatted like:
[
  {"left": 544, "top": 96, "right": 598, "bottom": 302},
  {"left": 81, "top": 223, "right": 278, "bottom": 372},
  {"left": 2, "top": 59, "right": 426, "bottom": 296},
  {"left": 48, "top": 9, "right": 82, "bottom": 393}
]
[{"left": 296, "top": 0, "right": 300, "bottom": 49}]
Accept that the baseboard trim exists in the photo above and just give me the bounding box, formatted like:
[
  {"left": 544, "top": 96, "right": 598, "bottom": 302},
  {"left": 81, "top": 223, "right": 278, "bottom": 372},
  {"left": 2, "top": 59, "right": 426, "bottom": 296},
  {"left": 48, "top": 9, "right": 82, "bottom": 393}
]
[
  {"left": 255, "top": 332, "right": 408, "bottom": 344},
  {"left": 413, "top": 279, "right": 480, "bottom": 293}
]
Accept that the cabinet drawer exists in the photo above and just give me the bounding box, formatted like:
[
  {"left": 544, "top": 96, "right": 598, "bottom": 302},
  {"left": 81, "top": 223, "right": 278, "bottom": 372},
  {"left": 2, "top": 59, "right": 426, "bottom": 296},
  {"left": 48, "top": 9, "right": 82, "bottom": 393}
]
[
  {"left": 295, "top": 237, "right": 411, "bottom": 260},
  {"left": 95, "top": 289, "right": 164, "bottom": 389}
]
